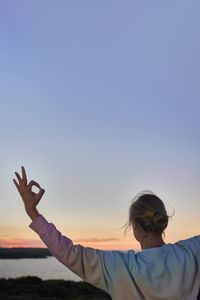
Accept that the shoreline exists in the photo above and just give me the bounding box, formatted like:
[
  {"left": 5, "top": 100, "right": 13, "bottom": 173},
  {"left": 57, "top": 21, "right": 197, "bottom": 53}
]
[{"left": 0, "top": 247, "right": 52, "bottom": 259}]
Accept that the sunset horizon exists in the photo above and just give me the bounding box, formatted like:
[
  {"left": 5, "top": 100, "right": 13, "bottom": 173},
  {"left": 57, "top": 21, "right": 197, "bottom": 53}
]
[{"left": 1, "top": 1, "right": 200, "bottom": 268}]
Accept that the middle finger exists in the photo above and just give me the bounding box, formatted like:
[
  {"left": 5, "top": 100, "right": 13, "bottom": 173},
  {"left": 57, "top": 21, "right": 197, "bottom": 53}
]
[
  {"left": 21, "top": 166, "right": 27, "bottom": 182},
  {"left": 15, "top": 172, "right": 22, "bottom": 184}
]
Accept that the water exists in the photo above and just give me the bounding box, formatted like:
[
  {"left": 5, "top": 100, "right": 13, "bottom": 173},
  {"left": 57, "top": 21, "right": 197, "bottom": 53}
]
[{"left": 0, "top": 257, "right": 82, "bottom": 281}]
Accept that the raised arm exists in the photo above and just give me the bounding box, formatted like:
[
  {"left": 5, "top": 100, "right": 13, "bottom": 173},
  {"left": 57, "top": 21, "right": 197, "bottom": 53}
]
[
  {"left": 29, "top": 214, "right": 112, "bottom": 293},
  {"left": 13, "top": 167, "right": 112, "bottom": 294}
]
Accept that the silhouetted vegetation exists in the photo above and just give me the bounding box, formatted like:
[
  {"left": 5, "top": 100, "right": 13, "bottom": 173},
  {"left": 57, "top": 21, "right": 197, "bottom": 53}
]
[
  {"left": 0, "top": 276, "right": 111, "bottom": 300},
  {"left": 0, "top": 248, "right": 52, "bottom": 259},
  {"left": 0, "top": 276, "right": 199, "bottom": 299}
]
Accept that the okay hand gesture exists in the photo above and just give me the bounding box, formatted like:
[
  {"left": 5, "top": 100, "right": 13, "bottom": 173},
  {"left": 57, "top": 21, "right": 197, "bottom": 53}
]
[{"left": 13, "top": 166, "right": 45, "bottom": 221}]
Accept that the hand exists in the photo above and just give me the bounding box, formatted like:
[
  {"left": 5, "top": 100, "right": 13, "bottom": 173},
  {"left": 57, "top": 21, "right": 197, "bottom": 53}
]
[{"left": 13, "top": 166, "right": 45, "bottom": 221}]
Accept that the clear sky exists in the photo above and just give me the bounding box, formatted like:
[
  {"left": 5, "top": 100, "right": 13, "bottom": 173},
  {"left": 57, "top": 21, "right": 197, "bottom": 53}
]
[{"left": 0, "top": 0, "right": 200, "bottom": 251}]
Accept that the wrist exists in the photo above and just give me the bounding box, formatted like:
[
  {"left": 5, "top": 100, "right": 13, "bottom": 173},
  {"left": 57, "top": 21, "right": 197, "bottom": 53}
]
[{"left": 26, "top": 207, "right": 40, "bottom": 221}]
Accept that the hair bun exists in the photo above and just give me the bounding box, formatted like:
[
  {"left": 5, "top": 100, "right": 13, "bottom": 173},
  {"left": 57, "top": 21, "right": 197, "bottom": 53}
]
[
  {"left": 153, "top": 211, "right": 161, "bottom": 219},
  {"left": 153, "top": 211, "right": 165, "bottom": 222},
  {"left": 151, "top": 211, "right": 168, "bottom": 232}
]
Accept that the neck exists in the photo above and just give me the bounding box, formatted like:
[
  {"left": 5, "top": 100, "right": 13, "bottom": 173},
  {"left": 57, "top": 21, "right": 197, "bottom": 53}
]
[{"left": 140, "top": 234, "right": 165, "bottom": 250}]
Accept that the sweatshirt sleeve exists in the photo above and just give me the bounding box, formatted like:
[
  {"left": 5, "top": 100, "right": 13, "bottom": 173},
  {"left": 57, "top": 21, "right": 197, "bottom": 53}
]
[{"left": 29, "top": 215, "right": 111, "bottom": 294}]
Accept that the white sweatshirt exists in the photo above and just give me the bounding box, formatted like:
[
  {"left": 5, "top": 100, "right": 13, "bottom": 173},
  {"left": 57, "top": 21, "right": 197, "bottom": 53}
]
[{"left": 29, "top": 215, "right": 200, "bottom": 300}]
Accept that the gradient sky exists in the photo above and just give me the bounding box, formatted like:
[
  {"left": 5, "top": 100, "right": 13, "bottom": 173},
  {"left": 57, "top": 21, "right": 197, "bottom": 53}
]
[{"left": 0, "top": 1, "right": 200, "bottom": 251}]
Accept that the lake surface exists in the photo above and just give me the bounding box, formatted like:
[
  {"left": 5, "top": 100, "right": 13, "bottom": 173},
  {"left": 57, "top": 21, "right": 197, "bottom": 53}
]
[{"left": 0, "top": 257, "right": 82, "bottom": 281}]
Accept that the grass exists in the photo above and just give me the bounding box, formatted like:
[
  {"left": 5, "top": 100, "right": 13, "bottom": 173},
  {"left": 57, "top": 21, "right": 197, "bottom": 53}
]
[
  {"left": 1, "top": 276, "right": 200, "bottom": 299},
  {"left": 0, "top": 276, "right": 111, "bottom": 300}
]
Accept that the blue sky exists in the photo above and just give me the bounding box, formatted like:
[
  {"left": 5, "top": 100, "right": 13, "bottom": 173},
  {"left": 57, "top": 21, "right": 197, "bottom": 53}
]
[{"left": 0, "top": 0, "right": 200, "bottom": 250}]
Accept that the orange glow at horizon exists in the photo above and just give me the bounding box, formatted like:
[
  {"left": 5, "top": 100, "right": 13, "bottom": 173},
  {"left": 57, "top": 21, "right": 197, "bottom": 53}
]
[
  {"left": 0, "top": 227, "right": 195, "bottom": 251},
  {"left": 0, "top": 238, "right": 140, "bottom": 251},
  {"left": 0, "top": 239, "right": 46, "bottom": 248}
]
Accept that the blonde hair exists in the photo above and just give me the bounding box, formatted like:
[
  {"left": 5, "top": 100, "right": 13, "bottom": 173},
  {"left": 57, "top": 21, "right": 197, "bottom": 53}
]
[{"left": 123, "top": 190, "right": 170, "bottom": 236}]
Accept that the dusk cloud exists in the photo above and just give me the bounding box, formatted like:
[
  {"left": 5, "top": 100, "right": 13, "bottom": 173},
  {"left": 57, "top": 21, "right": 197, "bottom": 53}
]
[{"left": 74, "top": 238, "right": 120, "bottom": 243}]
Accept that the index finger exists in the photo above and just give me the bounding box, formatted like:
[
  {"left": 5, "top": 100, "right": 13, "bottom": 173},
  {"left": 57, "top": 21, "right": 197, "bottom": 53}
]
[
  {"left": 27, "top": 180, "right": 41, "bottom": 190},
  {"left": 21, "top": 166, "right": 27, "bottom": 182}
]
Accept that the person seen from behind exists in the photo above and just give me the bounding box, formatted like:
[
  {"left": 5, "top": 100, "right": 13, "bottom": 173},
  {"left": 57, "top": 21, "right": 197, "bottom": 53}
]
[{"left": 13, "top": 167, "right": 200, "bottom": 300}]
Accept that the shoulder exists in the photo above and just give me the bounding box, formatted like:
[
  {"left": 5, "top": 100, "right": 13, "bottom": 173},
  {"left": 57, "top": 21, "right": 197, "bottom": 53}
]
[
  {"left": 173, "top": 235, "right": 200, "bottom": 257},
  {"left": 175, "top": 235, "right": 200, "bottom": 247}
]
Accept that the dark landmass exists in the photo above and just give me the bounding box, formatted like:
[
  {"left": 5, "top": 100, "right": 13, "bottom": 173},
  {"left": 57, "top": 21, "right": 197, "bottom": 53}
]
[
  {"left": 0, "top": 248, "right": 52, "bottom": 259},
  {"left": 0, "top": 276, "right": 111, "bottom": 300},
  {"left": 0, "top": 276, "right": 199, "bottom": 299}
]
